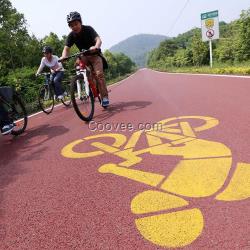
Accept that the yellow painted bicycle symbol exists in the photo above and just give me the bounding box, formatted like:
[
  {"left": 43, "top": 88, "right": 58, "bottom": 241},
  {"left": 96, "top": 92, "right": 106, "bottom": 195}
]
[{"left": 62, "top": 116, "right": 250, "bottom": 248}]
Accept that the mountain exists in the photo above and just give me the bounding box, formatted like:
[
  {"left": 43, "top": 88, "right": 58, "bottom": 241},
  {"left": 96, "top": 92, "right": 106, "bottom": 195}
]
[{"left": 109, "top": 34, "right": 168, "bottom": 67}]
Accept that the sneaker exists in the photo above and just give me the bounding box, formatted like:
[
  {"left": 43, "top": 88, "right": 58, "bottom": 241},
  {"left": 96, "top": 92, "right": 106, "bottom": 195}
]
[
  {"left": 102, "top": 97, "right": 109, "bottom": 107},
  {"left": 1, "top": 123, "right": 14, "bottom": 135},
  {"left": 57, "top": 95, "right": 64, "bottom": 100}
]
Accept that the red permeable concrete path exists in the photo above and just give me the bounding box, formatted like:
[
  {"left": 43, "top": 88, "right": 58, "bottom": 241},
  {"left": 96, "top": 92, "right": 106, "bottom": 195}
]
[{"left": 0, "top": 69, "right": 249, "bottom": 249}]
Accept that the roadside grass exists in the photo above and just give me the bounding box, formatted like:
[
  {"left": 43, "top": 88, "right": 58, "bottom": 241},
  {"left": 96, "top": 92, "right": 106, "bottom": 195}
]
[{"left": 150, "top": 62, "right": 250, "bottom": 76}]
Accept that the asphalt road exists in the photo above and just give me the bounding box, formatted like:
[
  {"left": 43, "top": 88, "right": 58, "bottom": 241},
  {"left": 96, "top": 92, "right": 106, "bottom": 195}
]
[{"left": 0, "top": 69, "right": 250, "bottom": 249}]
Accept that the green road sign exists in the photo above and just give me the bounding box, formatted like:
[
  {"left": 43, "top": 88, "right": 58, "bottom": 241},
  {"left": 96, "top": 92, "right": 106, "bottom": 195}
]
[{"left": 201, "top": 10, "right": 218, "bottom": 20}]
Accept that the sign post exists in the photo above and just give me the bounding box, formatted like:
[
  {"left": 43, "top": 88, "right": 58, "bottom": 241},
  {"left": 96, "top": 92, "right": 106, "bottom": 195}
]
[
  {"left": 209, "top": 39, "right": 213, "bottom": 68},
  {"left": 201, "top": 10, "right": 219, "bottom": 68}
]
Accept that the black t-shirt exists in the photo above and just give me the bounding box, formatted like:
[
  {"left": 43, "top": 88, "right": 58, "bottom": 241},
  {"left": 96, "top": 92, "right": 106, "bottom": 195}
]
[{"left": 65, "top": 25, "right": 99, "bottom": 50}]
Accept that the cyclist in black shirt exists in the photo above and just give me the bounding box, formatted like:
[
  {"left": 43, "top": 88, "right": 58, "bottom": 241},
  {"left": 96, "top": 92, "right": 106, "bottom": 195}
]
[{"left": 61, "top": 12, "right": 109, "bottom": 107}]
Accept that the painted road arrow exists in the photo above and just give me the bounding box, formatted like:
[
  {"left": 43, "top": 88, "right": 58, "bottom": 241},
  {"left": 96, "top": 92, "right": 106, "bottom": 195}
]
[{"left": 0, "top": 69, "right": 250, "bottom": 249}]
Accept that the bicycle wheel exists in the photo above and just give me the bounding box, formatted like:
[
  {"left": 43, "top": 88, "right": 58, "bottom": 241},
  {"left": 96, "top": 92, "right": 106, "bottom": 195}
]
[
  {"left": 38, "top": 84, "right": 55, "bottom": 114},
  {"left": 70, "top": 74, "right": 94, "bottom": 122},
  {"left": 10, "top": 92, "right": 28, "bottom": 135},
  {"left": 61, "top": 82, "right": 72, "bottom": 107}
]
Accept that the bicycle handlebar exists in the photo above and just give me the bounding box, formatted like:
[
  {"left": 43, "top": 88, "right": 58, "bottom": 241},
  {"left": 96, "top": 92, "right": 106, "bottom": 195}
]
[
  {"left": 58, "top": 48, "right": 101, "bottom": 63},
  {"left": 36, "top": 70, "right": 67, "bottom": 77},
  {"left": 37, "top": 72, "right": 50, "bottom": 76},
  {"left": 36, "top": 72, "right": 51, "bottom": 78}
]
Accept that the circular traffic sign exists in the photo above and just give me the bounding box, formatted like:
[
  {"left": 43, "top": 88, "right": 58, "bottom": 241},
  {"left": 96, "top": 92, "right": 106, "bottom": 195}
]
[{"left": 206, "top": 29, "right": 214, "bottom": 39}]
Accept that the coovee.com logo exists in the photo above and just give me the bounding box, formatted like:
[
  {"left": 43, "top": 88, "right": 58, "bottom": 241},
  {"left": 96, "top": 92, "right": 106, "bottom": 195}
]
[{"left": 88, "top": 120, "right": 164, "bottom": 132}]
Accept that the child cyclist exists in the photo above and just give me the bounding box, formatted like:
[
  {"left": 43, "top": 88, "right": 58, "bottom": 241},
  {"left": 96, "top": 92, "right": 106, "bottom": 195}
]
[{"left": 36, "top": 46, "right": 65, "bottom": 99}]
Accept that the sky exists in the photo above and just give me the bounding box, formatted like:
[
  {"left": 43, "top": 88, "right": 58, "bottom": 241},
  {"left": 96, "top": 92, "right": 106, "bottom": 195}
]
[{"left": 10, "top": 0, "right": 250, "bottom": 50}]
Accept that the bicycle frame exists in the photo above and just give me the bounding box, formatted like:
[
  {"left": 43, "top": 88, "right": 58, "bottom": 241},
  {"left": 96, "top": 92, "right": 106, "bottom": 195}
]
[
  {"left": 42, "top": 73, "right": 56, "bottom": 100},
  {"left": 75, "top": 59, "right": 99, "bottom": 99},
  {"left": 58, "top": 49, "right": 104, "bottom": 121},
  {"left": 60, "top": 49, "right": 101, "bottom": 100}
]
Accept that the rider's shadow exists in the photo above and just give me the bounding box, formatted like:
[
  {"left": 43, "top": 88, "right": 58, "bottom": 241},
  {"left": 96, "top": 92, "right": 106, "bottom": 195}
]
[
  {"left": 94, "top": 101, "right": 152, "bottom": 122},
  {"left": 0, "top": 124, "right": 69, "bottom": 166}
]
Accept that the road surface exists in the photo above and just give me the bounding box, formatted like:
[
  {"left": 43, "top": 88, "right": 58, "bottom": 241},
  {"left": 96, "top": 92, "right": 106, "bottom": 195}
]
[{"left": 0, "top": 69, "right": 250, "bottom": 249}]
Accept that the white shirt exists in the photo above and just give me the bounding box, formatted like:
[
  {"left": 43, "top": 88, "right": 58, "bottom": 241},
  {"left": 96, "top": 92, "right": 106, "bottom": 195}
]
[{"left": 37, "top": 55, "right": 64, "bottom": 74}]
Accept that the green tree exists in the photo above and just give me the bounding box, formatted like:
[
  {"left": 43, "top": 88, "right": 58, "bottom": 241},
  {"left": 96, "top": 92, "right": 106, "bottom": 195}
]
[
  {"left": 214, "top": 21, "right": 240, "bottom": 63},
  {"left": 215, "top": 39, "right": 235, "bottom": 63},
  {"left": 236, "top": 8, "right": 250, "bottom": 61},
  {"left": 191, "top": 30, "right": 209, "bottom": 66},
  {"left": 152, "top": 40, "right": 179, "bottom": 61},
  {"left": 115, "top": 53, "right": 136, "bottom": 75},
  {"left": 0, "top": 0, "right": 29, "bottom": 77},
  {"left": 42, "top": 32, "right": 64, "bottom": 56},
  {"left": 104, "top": 50, "right": 119, "bottom": 79},
  {"left": 104, "top": 50, "right": 135, "bottom": 81},
  {"left": 174, "top": 49, "right": 191, "bottom": 67},
  {"left": 23, "top": 35, "right": 43, "bottom": 67}
]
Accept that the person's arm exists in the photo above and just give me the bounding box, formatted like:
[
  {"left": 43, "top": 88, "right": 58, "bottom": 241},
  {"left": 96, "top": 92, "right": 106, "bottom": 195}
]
[
  {"left": 61, "top": 33, "right": 73, "bottom": 60},
  {"left": 95, "top": 36, "right": 102, "bottom": 49},
  {"left": 74, "top": 57, "right": 80, "bottom": 67},
  {"left": 90, "top": 36, "right": 102, "bottom": 50},
  {"left": 61, "top": 46, "right": 71, "bottom": 60},
  {"left": 54, "top": 56, "right": 64, "bottom": 72},
  {"left": 36, "top": 59, "right": 45, "bottom": 76}
]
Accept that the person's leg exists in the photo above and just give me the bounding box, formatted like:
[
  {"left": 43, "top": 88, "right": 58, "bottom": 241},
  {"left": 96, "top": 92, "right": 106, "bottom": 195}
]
[
  {"left": 53, "top": 71, "right": 64, "bottom": 97},
  {"left": 0, "top": 103, "right": 14, "bottom": 135},
  {"left": 88, "top": 56, "right": 108, "bottom": 99},
  {"left": 0, "top": 103, "right": 10, "bottom": 126}
]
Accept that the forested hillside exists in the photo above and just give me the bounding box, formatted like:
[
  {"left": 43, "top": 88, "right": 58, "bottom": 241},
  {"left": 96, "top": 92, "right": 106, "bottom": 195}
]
[
  {"left": 147, "top": 8, "right": 250, "bottom": 72},
  {"left": 110, "top": 34, "right": 167, "bottom": 67}
]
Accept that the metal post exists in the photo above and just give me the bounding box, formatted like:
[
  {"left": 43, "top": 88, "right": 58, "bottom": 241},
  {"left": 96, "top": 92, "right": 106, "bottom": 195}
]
[{"left": 209, "top": 39, "right": 213, "bottom": 68}]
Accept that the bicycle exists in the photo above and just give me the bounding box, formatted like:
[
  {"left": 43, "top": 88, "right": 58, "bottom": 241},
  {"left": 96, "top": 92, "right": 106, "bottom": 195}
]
[
  {"left": 37, "top": 72, "right": 71, "bottom": 114},
  {"left": 0, "top": 86, "right": 28, "bottom": 135},
  {"left": 59, "top": 49, "right": 106, "bottom": 122}
]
